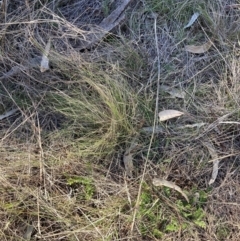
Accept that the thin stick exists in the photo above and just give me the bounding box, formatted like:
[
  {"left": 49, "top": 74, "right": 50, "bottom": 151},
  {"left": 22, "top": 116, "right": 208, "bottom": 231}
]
[
  {"left": 37, "top": 189, "right": 41, "bottom": 235},
  {"left": 130, "top": 13, "right": 161, "bottom": 232}
]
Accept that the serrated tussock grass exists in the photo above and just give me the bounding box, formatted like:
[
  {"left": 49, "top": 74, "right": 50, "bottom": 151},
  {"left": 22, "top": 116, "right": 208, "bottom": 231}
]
[{"left": 46, "top": 59, "right": 140, "bottom": 159}]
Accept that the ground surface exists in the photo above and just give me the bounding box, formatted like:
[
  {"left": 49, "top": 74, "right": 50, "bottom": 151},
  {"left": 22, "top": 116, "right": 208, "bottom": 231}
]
[{"left": 0, "top": 0, "right": 240, "bottom": 240}]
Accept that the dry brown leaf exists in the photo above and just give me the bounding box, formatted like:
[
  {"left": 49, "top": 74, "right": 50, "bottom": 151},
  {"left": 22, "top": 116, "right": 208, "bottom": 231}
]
[
  {"left": 159, "top": 110, "right": 184, "bottom": 122},
  {"left": 153, "top": 178, "right": 189, "bottom": 202},
  {"left": 185, "top": 41, "right": 212, "bottom": 54}
]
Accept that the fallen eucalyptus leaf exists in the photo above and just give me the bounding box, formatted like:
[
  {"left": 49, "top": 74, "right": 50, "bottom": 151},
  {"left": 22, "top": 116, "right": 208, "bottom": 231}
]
[
  {"left": 184, "top": 12, "right": 200, "bottom": 29},
  {"left": 204, "top": 141, "right": 218, "bottom": 160},
  {"left": 185, "top": 41, "right": 212, "bottom": 54},
  {"left": 80, "top": 0, "right": 131, "bottom": 50},
  {"left": 159, "top": 110, "right": 184, "bottom": 122},
  {"left": 0, "top": 109, "right": 18, "bottom": 120},
  {"left": 209, "top": 160, "right": 219, "bottom": 185},
  {"left": 153, "top": 178, "right": 189, "bottom": 203},
  {"left": 204, "top": 142, "right": 219, "bottom": 185}
]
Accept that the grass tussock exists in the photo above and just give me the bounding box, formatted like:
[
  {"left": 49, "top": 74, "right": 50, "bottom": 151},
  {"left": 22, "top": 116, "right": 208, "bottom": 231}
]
[
  {"left": 1, "top": 0, "right": 240, "bottom": 240},
  {"left": 45, "top": 62, "right": 139, "bottom": 159}
]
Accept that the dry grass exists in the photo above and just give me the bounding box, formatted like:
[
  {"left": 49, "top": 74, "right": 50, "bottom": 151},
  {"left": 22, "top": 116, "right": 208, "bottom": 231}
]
[{"left": 0, "top": 0, "right": 240, "bottom": 240}]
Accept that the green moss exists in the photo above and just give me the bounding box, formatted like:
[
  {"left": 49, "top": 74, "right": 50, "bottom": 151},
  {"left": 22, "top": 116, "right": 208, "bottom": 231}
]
[
  {"left": 67, "top": 176, "right": 95, "bottom": 200},
  {"left": 165, "top": 219, "right": 181, "bottom": 232},
  {"left": 137, "top": 181, "right": 209, "bottom": 238},
  {"left": 138, "top": 182, "right": 163, "bottom": 238}
]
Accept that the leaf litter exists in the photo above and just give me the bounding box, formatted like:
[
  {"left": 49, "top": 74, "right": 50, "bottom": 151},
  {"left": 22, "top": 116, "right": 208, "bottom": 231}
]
[
  {"left": 159, "top": 110, "right": 184, "bottom": 122},
  {"left": 184, "top": 12, "right": 200, "bottom": 29},
  {"left": 185, "top": 41, "right": 212, "bottom": 54},
  {"left": 0, "top": 109, "right": 18, "bottom": 120},
  {"left": 203, "top": 142, "right": 219, "bottom": 185},
  {"left": 153, "top": 178, "right": 189, "bottom": 203}
]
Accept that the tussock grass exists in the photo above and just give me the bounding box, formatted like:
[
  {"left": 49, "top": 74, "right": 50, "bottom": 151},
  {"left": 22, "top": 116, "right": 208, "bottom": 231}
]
[{"left": 42, "top": 52, "right": 140, "bottom": 158}]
